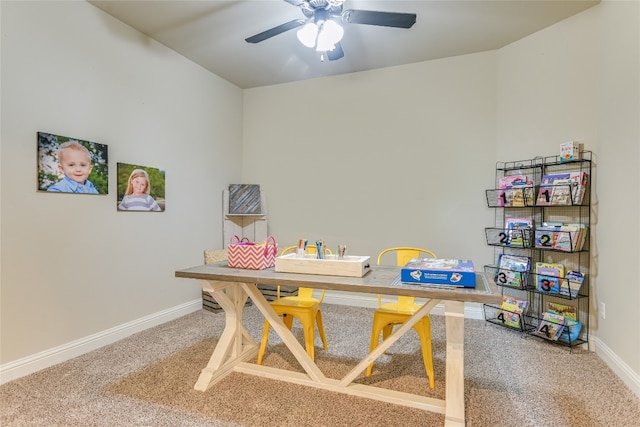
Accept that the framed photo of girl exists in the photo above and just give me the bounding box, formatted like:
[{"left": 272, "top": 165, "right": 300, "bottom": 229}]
[
  {"left": 117, "top": 162, "right": 166, "bottom": 212},
  {"left": 37, "top": 131, "right": 108, "bottom": 194}
]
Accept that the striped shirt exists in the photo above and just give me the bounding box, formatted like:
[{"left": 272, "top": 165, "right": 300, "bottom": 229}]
[{"left": 118, "top": 194, "right": 161, "bottom": 211}]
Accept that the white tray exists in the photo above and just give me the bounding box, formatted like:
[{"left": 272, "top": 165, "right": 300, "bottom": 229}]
[{"left": 274, "top": 253, "right": 371, "bottom": 277}]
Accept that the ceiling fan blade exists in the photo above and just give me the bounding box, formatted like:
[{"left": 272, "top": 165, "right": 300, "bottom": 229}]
[
  {"left": 327, "top": 42, "right": 344, "bottom": 61},
  {"left": 283, "top": 0, "right": 305, "bottom": 6},
  {"left": 342, "top": 10, "right": 416, "bottom": 29},
  {"left": 245, "top": 19, "right": 305, "bottom": 44}
]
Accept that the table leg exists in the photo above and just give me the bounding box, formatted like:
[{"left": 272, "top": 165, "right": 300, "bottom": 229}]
[
  {"left": 240, "top": 282, "right": 326, "bottom": 382},
  {"left": 194, "top": 280, "right": 258, "bottom": 391},
  {"left": 444, "top": 300, "right": 465, "bottom": 427},
  {"left": 340, "top": 298, "right": 440, "bottom": 386},
  {"left": 190, "top": 279, "right": 452, "bottom": 419},
  {"left": 236, "top": 284, "right": 443, "bottom": 415}
]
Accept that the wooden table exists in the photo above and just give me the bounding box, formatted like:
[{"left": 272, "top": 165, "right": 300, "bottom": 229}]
[{"left": 175, "top": 263, "right": 501, "bottom": 427}]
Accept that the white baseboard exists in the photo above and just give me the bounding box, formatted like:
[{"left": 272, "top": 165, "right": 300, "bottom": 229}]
[
  {"left": 0, "top": 299, "right": 202, "bottom": 386},
  {"left": 593, "top": 335, "right": 640, "bottom": 399}
]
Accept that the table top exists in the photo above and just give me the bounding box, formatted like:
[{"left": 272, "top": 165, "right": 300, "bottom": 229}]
[{"left": 176, "top": 263, "right": 502, "bottom": 305}]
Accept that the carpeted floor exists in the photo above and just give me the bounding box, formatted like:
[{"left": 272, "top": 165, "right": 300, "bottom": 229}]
[{"left": 1, "top": 304, "right": 639, "bottom": 426}]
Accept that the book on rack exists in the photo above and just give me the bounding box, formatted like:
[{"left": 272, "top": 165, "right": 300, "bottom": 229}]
[
  {"left": 536, "top": 186, "right": 552, "bottom": 206},
  {"left": 535, "top": 222, "right": 587, "bottom": 252},
  {"left": 499, "top": 175, "right": 527, "bottom": 189},
  {"left": 534, "top": 311, "right": 566, "bottom": 341},
  {"left": 498, "top": 175, "right": 532, "bottom": 207},
  {"left": 546, "top": 303, "right": 582, "bottom": 342},
  {"left": 540, "top": 173, "right": 572, "bottom": 186},
  {"left": 572, "top": 223, "right": 588, "bottom": 251},
  {"left": 547, "top": 302, "right": 576, "bottom": 320},
  {"left": 559, "top": 317, "right": 582, "bottom": 342},
  {"left": 552, "top": 224, "right": 578, "bottom": 252},
  {"left": 535, "top": 223, "right": 557, "bottom": 249},
  {"left": 508, "top": 181, "right": 535, "bottom": 207},
  {"left": 495, "top": 254, "right": 531, "bottom": 288},
  {"left": 560, "top": 270, "right": 585, "bottom": 298},
  {"left": 554, "top": 224, "right": 584, "bottom": 252},
  {"left": 504, "top": 217, "right": 533, "bottom": 247},
  {"left": 549, "top": 179, "right": 573, "bottom": 205},
  {"left": 537, "top": 172, "right": 570, "bottom": 206},
  {"left": 498, "top": 295, "right": 528, "bottom": 328},
  {"left": 568, "top": 171, "right": 589, "bottom": 205},
  {"left": 536, "top": 171, "right": 589, "bottom": 206},
  {"left": 535, "top": 262, "right": 564, "bottom": 293}
]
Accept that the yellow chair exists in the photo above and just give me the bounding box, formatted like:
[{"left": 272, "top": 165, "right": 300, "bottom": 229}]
[
  {"left": 366, "top": 247, "right": 436, "bottom": 389},
  {"left": 256, "top": 244, "right": 330, "bottom": 364}
]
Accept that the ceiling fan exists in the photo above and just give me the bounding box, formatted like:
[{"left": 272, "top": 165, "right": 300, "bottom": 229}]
[{"left": 245, "top": 0, "right": 417, "bottom": 61}]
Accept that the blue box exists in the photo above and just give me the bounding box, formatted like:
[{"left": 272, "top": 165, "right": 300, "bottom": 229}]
[{"left": 400, "top": 259, "right": 476, "bottom": 287}]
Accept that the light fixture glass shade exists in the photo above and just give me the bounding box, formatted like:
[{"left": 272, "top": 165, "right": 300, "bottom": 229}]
[
  {"left": 316, "top": 20, "right": 343, "bottom": 51},
  {"left": 316, "top": 38, "right": 335, "bottom": 52},
  {"left": 296, "top": 22, "right": 318, "bottom": 48}
]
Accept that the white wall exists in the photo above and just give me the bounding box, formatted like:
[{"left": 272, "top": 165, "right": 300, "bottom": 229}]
[
  {"left": 243, "top": 1, "right": 640, "bottom": 396},
  {"left": 496, "top": 0, "right": 639, "bottom": 393},
  {"left": 594, "top": 0, "right": 640, "bottom": 382},
  {"left": 243, "top": 52, "right": 498, "bottom": 266},
  {"left": 242, "top": 53, "right": 498, "bottom": 311},
  {"left": 0, "top": 1, "right": 243, "bottom": 366}
]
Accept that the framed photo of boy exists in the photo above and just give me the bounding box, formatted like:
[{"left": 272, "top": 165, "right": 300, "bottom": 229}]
[
  {"left": 117, "top": 162, "right": 166, "bottom": 212},
  {"left": 37, "top": 131, "right": 108, "bottom": 194}
]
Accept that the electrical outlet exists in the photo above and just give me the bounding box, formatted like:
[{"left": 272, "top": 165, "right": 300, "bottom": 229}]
[{"left": 599, "top": 302, "right": 606, "bottom": 319}]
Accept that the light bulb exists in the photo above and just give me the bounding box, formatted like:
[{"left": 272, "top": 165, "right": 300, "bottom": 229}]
[
  {"left": 316, "top": 40, "right": 336, "bottom": 52},
  {"left": 296, "top": 22, "right": 318, "bottom": 48},
  {"left": 316, "top": 20, "right": 343, "bottom": 52}
]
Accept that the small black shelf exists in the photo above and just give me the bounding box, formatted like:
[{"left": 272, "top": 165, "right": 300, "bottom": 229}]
[
  {"left": 523, "top": 314, "right": 587, "bottom": 350},
  {"left": 496, "top": 151, "right": 592, "bottom": 171},
  {"left": 486, "top": 187, "right": 536, "bottom": 208},
  {"left": 484, "top": 265, "right": 588, "bottom": 300},
  {"left": 483, "top": 304, "right": 532, "bottom": 333},
  {"left": 495, "top": 157, "right": 545, "bottom": 172},
  {"left": 483, "top": 304, "right": 588, "bottom": 351},
  {"left": 486, "top": 187, "right": 590, "bottom": 208},
  {"left": 485, "top": 227, "right": 533, "bottom": 248},
  {"left": 484, "top": 228, "right": 589, "bottom": 253}
]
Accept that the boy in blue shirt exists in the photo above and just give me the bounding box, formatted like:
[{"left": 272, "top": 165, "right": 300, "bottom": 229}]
[{"left": 47, "top": 141, "right": 98, "bottom": 194}]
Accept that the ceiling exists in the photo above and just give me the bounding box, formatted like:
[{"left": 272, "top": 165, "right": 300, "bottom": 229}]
[{"left": 88, "top": 0, "right": 599, "bottom": 89}]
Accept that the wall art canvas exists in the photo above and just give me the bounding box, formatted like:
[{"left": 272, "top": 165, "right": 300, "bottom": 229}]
[
  {"left": 229, "top": 184, "right": 262, "bottom": 214},
  {"left": 37, "top": 132, "right": 108, "bottom": 194},
  {"left": 117, "top": 162, "right": 165, "bottom": 212}
]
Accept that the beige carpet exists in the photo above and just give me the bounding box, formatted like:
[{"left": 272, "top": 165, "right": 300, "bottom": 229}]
[
  {"left": 108, "top": 337, "right": 441, "bottom": 426},
  {"left": 1, "top": 304, "right": 639, "bottom": 427}
]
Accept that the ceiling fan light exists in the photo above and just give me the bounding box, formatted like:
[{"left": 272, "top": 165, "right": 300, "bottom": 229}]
[
  {"left": 316, "top": 20, "right": 343, "bottom": 51},
  {"left": 323, "top": 20, "right": 344, "bottom": 44},
  {"left": 296, "top": 22, "right": 318, "bottom": 48},
  {"left": 316, "top": 42, "right": 336, "bottom": 53}
]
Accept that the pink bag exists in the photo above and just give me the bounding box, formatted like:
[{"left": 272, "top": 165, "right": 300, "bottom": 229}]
[{"left": 227, "top": 235, "right": 278, "bottom": 270}]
